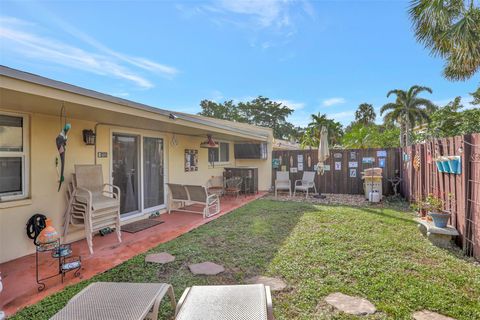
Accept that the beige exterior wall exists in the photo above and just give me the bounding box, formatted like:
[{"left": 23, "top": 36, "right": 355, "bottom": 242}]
[{"left": 0, "top": 109, "right": 272, "bottom": 263}]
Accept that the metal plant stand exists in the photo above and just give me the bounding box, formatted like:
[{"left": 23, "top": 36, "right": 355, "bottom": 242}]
[{"left": 36, "top": 240, "right": 81, "bottom": 291}]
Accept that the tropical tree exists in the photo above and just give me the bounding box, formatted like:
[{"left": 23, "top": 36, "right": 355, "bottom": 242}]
[
  {"left": 199, "top": 99, "right": 244, "bottom": 122},
  {"left": 380, "top": 86, "right": 436, "bottom": 147},
  {"left": 472, "top": 87, "right": 480, "bottom": 105},
  {"left": 409, "top": 0, "right": 480, "bottom": 80},
  {"left": 354, "top": 103, "right": 376, "bottom": 125},
  {"left": 342, "top": 123, "right": 401, "bottom": 149},
  {"left": 299, "top": 113, "right": 343, "bottom": 148}
]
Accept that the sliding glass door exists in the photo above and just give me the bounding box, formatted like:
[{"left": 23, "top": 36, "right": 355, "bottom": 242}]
[
  {"left": 143, "top": 137, "right": 164, "bottom": 209},
  {"left": 112, "top": 134, "right": 139, "bottom": 215}
]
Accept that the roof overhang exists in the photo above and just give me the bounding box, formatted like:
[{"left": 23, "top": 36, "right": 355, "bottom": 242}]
[{"left": 0, "top": 66, "right": 271, "bottom": 142}]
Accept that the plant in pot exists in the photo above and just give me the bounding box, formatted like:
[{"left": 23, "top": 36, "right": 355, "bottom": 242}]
[
  {"left": 410, "top": 201, "right": 427, "bottom": 218},
  {"left": 424, "top": 194, "right": 451, "bottom": 228}
]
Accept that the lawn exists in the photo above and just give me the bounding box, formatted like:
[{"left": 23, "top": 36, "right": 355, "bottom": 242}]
[{"left": 12, "top": 199, "right": 480, "bottom": 320}]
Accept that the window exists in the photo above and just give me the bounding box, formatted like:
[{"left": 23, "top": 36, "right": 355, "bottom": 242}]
[
  {"left": 0, "top": 113, "right": 29, "bottom": 201},
  {"left": 208, "top": 142, "right": 229, "bottom": 164}
]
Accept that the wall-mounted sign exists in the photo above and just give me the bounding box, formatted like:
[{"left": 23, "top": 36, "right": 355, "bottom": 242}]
[
  {"left": 377, "top": 150, "right": 387, "bottom": 157},
  {"left": 272, "top": 159, "right": 280, "bottom": 169},
  {"left": 350, "top": 152, "right": 357, "bottom": 160},
  {"left": 281, "top": 165, "right": 287, "bottom": 171},
  {"left": 348, "top": 161, "right": 358, "bottom": 168},
  {"left": 97, "top": 152, "right": 108, "bottom": 158},
  {"left": 290, "top": 167, "right": 298, "bottom": 173},
  {"left": 185, "top": 149, "right": 198, "bottom": 172},
  {"left": 324, "top": 164, "right": 331, "bottom": 171},
  {"left": 297, "top": 155, "right": 304, "bottom": 171},
  {"left": 313, "top": 164, "right": 318, "bottom": 171},
  {"left": 335, "top": 162, "right": 341, "bottom": 170},
  {"left": 378, "top": 158, "right": 386, "bottom": 168},
  {"left": 349, "top": 169, "right": 357, "bottom": 178},
  {"left": 362, "top": 157, "right": 375, "bottom": 164},
  {"left": 334, "top": 153, "right": 343, "bottom": 159}
]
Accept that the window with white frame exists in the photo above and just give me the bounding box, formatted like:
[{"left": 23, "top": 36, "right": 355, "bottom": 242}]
[
  {"left": 208, "top": 142, "right": 229, "bottom": 164},
  {"left": 0, "top": 112, "right": 29, "bottom": 201}
]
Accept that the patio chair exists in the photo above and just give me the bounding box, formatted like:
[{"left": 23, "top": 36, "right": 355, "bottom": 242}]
[
  {"left": 293, "top": 171, "right": 317, "bottom": 198},
  {"left": 275, "top": 171, "right": 291, "bottom": 197},
  {"left": 175, "top": 284, "right": 273, "bottom": 320},
  {"left": 66, "top": 165, "right": 121, "bottom": 254},
  {"left": 225, "top": 177, "right": 242, "bottom": 198},
  {"left": 206, "top": 175, "right": 224, "bottom": 197},
  {"left": 167, "top": 183, "right": 220, "bottom": 218}
]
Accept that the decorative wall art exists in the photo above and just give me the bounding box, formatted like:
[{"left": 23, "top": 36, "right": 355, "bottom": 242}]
[
  {"left": 184, "top": 149, "right": 198, "bottom": 172},
  {"left": 297, "top": 154, "right": 304, "bottom": 171},
  {"left": 348, "top": 161, "right": 358, "bottom": 168},
  {"left": 362, "top": 157, "right": 375, "bottom": 164},
  {"left": 377, "top": 150, "right": 387, "bottom": 157},
  {"left": 307, "top": 155, "right": 312, "bottom": 168},
  {"left": 335, "top": 162, "right": 342, "bottom": 170},
  {"left": 334, "top": 153, "right": 342, "bottom": 159},
  {"left": 290, "top": 167, "right": 298, "bottom": 173},
  {"left": 378, "top": 158, "right": 386, "bottom": 168},
  {"left": 289, "top": 155, "right": 294, "bottom": 167},
  {"left": 272, "top": 159, "right": 280, "bottom": 169},
  {"left": 350, "top": 151, "right": 357, "bottom": 160},
  {"left": 324, "top": 165, "right": 331, "bottom": 171},
  {"left": 349, "top": 169, "right": 357, "bottom": 178}
]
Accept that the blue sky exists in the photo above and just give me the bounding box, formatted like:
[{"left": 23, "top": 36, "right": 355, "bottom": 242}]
[{"left": 1, "top": 0, "right": 478, "bottom": 127}]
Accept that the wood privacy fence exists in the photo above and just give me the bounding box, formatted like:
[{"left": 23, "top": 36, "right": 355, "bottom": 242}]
[
  {"left": 400, "top": 133, "right": 480, "bottom": 259},
  {"left": 271, "top": 148, "right": 401, "bottom": 195}
]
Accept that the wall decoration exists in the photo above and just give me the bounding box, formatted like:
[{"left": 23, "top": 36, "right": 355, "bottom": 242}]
[
  {"left": 335, "top": 162, "right": 342, "bottom": 170},
  {"left": 377, "top": 150, "right": 387, "bottom": 157},
  {"left": 289, "top": 155, "right": 294, "bottom": 167},
  {"left": 324, "top": 164, "right": 331, "bottom": 171},
  {"left": 413, "top": 154, "right": 421, "bottom": 170},
  {"left": 313, "top": 164, "right": 318, "bottom": 171},
  {"left": 307, "top": 155, "right": 312, "bottom": 168},
  {"left": 272, "top": 159, "right": 280, "bottom": 169},
  {"left": 378, "top": 158, "right": 386, "bottom": 168},
  {"left": 290, "top": 167, "right": 298, "bottom": 173},
  {"left": 349, "top": 169, "right": 357, "bottom": 177},
  {"left": 350, "top": 151, "right": 357, "bottom": 160},
  {"left": 281, "top": 165, "right": 287, "bottom": 171},
  {"left": 348, "top": 161, "right": 358, "bottom": 168},
  {"left": 334, "top": 153, "right": 343, "bottom": 159},
  {"left": 184, "top": 149, "right": 198, "bottom": 172},
  {"left": 297, "top": 154, "right": 304, "bottom": 171},
  {"left": 362, "top": 157, "right": 375, "bottom": 164},
  {"left": 278, "top": 155, "right": 283, "bottom": 165}
]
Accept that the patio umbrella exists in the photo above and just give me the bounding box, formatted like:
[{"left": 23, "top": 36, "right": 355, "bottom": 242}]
[{"left": 317, "top": 126, "right": 330, "bottom": 175}]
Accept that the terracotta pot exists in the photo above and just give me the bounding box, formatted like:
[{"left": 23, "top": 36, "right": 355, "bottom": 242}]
[{"left": 37, "top": 218, "right": 59, "bottom": 244}]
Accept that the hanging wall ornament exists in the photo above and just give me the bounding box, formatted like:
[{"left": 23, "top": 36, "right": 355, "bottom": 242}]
[
  {"left": 289, "top": 155, "right": 294, "bottom": 167},
  {"left": 307, "top": 155, "right": 312, "bottom": 168},
  {"left": 278, "top": 155, "right": 282, "bottom": 165},
  {"left": 413, "top": 154, "right": 421, "bottom": 170},
  {"left": 56, "top": 104, "right": 71, "bottom": 192}
]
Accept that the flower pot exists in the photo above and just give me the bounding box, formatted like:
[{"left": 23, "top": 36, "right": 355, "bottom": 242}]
[
  {"left": 440, "top": 157, "right": 451, "bottom": 173},
  {"left": 428, "top": 211, "right": 451, "bottom": 228},
  {"left": 448, "top": 156, "right": 461, "bottom": 175},
  {"left": 435, "top": 159, "right": 445, "bottom": 173},
  {"left": 37, "top": 218, "right": 59, "bottom": 245}
]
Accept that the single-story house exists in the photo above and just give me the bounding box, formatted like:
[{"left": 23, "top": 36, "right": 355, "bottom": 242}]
[{"left": 0, "top": 66, "right": 273, "bottom": 264}]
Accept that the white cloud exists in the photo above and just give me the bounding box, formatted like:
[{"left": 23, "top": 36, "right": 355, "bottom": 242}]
[
  {"left": 322, "top": 97, "right": 346, "bottom": 107},
  {"left": 216, "top": 0, "right": 290, "bottom": 28},
  {"left": 434, "top": 96, "right": 477, "bottom": 110},
  {"left": 275, "top": 99, "right": 305, "bottom": 110},
  {"left": 0, "top": 16, "right": 178, "bottom": 88}
]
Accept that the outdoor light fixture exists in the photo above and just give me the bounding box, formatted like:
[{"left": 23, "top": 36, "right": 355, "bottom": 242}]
[
  {"left": 200, "top": 134, "right": 219, "bottom": 149},
  {"left": 82, "top": 129, "right": 96, "bottom": 145}
]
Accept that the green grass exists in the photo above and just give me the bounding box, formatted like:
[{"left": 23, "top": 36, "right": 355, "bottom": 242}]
[{"left": 11, "top": 200, "right": 480, "bottom": 319}]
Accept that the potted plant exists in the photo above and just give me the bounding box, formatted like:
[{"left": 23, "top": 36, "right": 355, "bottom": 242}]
[
  {"left": 410, "top": 201, "right": 427, "bottom": 218},
  {"left": 424, "top": 194, "right": 451, "bottom": 228}
]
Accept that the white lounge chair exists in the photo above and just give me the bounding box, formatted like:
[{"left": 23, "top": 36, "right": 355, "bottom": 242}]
[
  {"left": 167, "top": 183, "right": 220, "bottom": 218},
  {"left": 275, "top": 171, "right": 291, "bottom": 197},
  {"left": 207, "top": 176, "right": 224, "bottom": 196},
  {"left": 293, "top": 171, "right": 317, "bottom": 198},
  {"left": 64, "top": 165, "right": 121, "bottom": 254}
]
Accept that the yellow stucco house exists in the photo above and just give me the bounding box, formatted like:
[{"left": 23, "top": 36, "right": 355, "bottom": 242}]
[{"left": 0, "top": 66, "right": 273, "bottom": 264}]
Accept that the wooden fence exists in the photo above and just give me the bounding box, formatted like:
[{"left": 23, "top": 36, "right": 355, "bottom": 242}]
[
  {"left": 400, "top": 133, "right": 480, "bottom": 260},
  {"left": 272, "top": 148, "right": 401, "bottom": 195}
]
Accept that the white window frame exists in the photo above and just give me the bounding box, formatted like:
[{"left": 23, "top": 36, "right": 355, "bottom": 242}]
[
  {"left": 0, "top": 111, "right": 29, "bottom": 202},
  {"left": 209, "top": 141, "right": 230, "bottom": 165}
]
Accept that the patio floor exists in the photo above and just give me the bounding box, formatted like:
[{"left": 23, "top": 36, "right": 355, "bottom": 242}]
[{"left": 0, "top": 192, "right": 265, "bottom": 316}]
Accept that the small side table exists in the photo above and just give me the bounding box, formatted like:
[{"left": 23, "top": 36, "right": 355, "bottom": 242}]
[{"left": 36, "top": 240, "right": 81, "bottom": 291}]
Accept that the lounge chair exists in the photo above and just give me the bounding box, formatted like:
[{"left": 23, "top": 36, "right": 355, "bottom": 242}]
[
  {"left": 225, "top": 177, "right": 242, "bottom": 198},
  {"left": 50, "top": 282, "right": 176, "bottom": 320},
  {"left": 274, "top": 171, "right": 291, "bottom": 197},
  {"left": 63, "top": 165, "right": 121, "bottom": 254},
  {"left": 167, "top": 183, "right": 220, "bottom": 218},
  {"left": 175, "top": 284, "right": 273, "bottom": 320},
  {"left": 293, "top": 171, "right": 317, "bottom": 198},
  {"left": 206, "top": 176, "right": 224, "bottom": 196}
]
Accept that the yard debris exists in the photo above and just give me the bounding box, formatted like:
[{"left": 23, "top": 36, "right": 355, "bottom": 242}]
[
  {"left": 413, "top": 310, "right": 456, "bottom": 320},
  {"left": 188, "top": 262, "right": 225, "bottom": 275},
  {"left": 324, "top": 292, "right": 376, "bottom": 315},
  {"left": 245, "top": 276, "right": 287, "bottom": 291},
  {"left": 145, "top": 252, "right": 175, "bottom": 264}
]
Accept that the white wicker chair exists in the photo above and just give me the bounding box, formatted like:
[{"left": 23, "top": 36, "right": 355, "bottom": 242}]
[
  {"left": 275, "top": 171, "right": 291, "bottom": 197},
  {"left": 293, "top": 171, "right": 317, "bottom": 198}
]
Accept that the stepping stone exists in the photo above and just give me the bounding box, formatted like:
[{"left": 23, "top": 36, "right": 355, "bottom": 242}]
[
  {"left": 145, "top": 252, "right": 175, "bottom": 264},
  {"left": 189, "top": 262, "right": 225, "bottom": 275},
  {"left": 325, "top": 292, "right": 376, "bottom": 316},
  {"left": 246, "top": 276, "right": 287, "bottom": 291},
  {"left": 413, "top": 310, "right": 456, "bottom": 320}
]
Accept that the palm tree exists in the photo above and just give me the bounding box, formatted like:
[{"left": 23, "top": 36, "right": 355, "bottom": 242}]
[
  {"left": 409, "top": 0, "right": 480, "bottom": 80},
  {"left": 381, "top": 86, "right": 436, "bottom": 147},
  {"left": 354, "top": 103, "right": 376, "bottom": 125},
  {"left": 300, "top": 113, "right": 343, "bottom": 148}
]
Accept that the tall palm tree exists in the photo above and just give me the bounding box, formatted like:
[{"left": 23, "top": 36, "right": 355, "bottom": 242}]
[
  {"left": 409, "top": 0, "right": 480, "bottom": 80},
  {"left": 381, "top": 86, "right": 436, "bottom": 147},
  {"left": 355, "top": 103, "right": 376, "bottom": 125}
]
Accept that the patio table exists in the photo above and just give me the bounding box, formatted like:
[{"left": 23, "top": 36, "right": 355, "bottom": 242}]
[
  {"left": 175, "top": 284, "right": 273, "bottom": 320},
  {"left": 50, "top": 282, "right": 176, "bottom": 320}
]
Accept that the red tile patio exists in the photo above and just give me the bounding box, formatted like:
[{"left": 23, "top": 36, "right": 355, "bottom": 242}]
[{"left": 0, "top": 193, "right": 265, "bottom": 317}]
